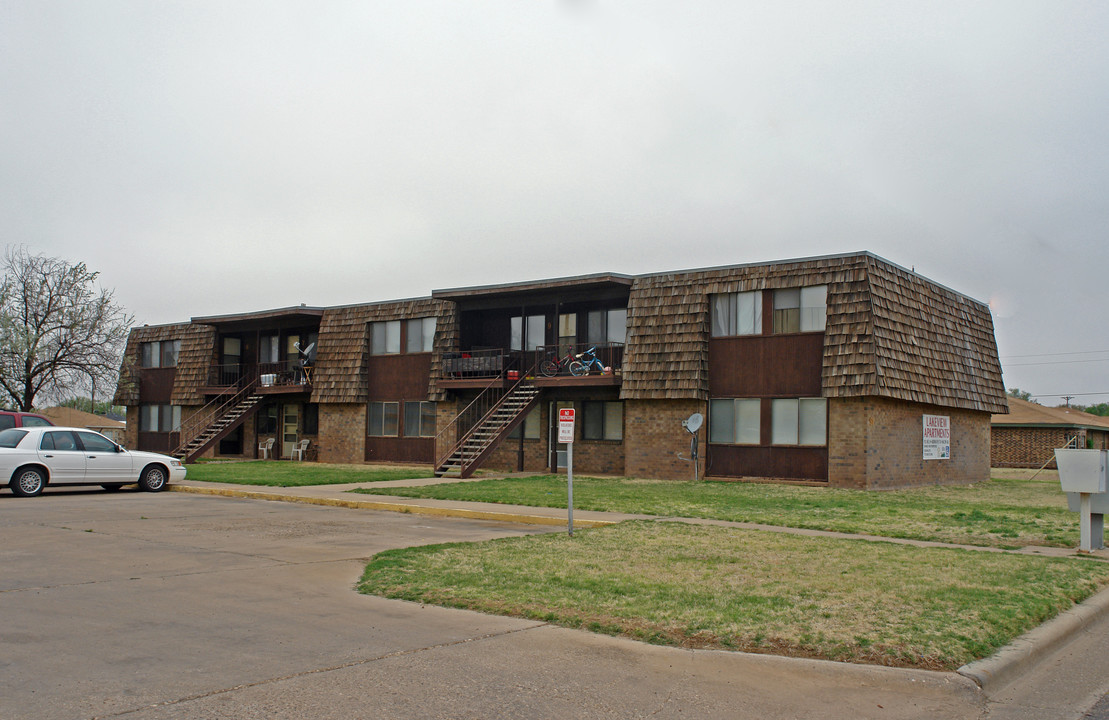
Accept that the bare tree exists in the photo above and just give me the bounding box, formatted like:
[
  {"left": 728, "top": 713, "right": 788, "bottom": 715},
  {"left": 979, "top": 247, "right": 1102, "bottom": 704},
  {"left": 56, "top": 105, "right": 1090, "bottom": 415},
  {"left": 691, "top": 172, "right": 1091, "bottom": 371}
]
[{"left": 0, "top": 247, "right": 133, "bottom": 411}]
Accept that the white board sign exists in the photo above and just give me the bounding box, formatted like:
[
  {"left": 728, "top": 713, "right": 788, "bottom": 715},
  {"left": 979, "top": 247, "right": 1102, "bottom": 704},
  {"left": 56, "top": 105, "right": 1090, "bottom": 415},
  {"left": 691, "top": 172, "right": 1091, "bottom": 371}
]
[
  {"left": 923, "top": 414, "right": 950, "bottom": 460},
  {"left": 558, "top": 408, "right": 575, "bottom": 444}
]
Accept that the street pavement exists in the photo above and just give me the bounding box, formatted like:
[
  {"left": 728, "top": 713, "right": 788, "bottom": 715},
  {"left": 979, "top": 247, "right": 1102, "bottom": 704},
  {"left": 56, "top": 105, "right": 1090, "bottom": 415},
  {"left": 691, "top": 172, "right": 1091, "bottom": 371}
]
[{"left": 1, "top": 479, "right": 1108, "bottom": 719}]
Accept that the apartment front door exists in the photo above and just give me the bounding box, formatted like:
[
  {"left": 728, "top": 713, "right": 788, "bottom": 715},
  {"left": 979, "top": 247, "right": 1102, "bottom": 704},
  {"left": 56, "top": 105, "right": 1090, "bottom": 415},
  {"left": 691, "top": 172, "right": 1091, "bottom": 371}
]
[
  {"left": 282, "top": 404, "right": 299, "bottom": 458},
  {"left": 548, "top": 401, "right": 573, "bottom": 471}
]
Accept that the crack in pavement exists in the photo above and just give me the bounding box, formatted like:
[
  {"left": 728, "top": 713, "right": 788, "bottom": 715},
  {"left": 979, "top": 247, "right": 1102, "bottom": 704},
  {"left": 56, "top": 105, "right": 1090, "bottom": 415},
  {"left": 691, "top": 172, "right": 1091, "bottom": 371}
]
[{"left": 89, "top": 622, "right": 550, "bottom": 720}]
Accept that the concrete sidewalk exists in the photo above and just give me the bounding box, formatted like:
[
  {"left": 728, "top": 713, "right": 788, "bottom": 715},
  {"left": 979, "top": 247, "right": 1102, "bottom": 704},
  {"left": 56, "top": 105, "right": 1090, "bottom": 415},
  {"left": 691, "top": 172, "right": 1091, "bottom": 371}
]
[{"left": 169, "top": 477, "right": 1109, "bottom": 718}]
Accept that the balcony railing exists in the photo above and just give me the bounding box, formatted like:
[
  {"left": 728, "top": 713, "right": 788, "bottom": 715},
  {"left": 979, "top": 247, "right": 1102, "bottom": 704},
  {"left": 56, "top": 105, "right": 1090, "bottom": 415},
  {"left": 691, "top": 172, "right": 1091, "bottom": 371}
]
[
  {"left": 207, "top": 361, "right": 312, "bottom": 388},
  {"left": 443, "top": 349, "right": 526, "bottom": 380},
  {"left": 533, "top": 342, "right": 624, "bottom": 377}
]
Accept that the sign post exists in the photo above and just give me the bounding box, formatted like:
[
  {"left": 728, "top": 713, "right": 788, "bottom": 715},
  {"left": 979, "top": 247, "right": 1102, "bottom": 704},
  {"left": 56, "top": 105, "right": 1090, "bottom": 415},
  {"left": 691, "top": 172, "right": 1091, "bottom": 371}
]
[{"left": 558, "top": 408, "right": 576, "bottom": 536}]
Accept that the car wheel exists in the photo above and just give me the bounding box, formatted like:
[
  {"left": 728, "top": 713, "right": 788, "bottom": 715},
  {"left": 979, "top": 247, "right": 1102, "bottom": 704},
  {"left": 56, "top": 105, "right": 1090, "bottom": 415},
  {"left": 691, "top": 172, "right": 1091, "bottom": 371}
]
[
  {"left": 11, "top": 467, "right": 46, "bottom": 497},
  {"left": 101, "top": 484, "right": 124, "bottom": 492},
  {"left": 138, "top": 465, "right": 167, "bottom": 492}
]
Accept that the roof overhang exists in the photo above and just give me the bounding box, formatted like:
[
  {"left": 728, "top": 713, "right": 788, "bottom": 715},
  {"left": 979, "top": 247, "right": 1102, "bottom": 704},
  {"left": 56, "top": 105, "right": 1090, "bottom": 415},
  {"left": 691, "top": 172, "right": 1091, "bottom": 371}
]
[
  {"left": 192, "top": 305, "right": 326, "bottom": 330},
  {"left": 433, "top": 273, "right": 634, "bottom": 309}
]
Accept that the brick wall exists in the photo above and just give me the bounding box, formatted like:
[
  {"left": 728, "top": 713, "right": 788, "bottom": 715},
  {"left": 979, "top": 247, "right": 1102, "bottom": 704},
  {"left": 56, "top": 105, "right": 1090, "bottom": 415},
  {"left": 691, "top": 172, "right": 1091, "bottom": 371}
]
[
  {"left": 988, "top": 426, "right": 1107, "bottom": 468},
  {"left": 624, "top": 399, "right": 706, "bottom": 481},
  {"left": 318, "top": 403, "right": 366, "bottom": 464},
  {"left": 828, "top": 397, "right": 991, "bottom": 489}
]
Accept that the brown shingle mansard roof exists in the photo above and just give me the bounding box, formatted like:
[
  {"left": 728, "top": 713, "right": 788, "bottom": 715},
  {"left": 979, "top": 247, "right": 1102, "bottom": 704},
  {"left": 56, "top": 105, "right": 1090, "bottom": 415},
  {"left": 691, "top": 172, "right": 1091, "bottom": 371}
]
[
  {"left": 310, "top": 297, "right": 453, "bottom": 404},
  {"left": 116, "top": 251, "right": 1007, "bottom": 415},
  {"left": 620, "top": 252, "right": 1007, "bottom": 413},
  {"left": 114, "top": 322, "right": 214, "bottom": 406}
]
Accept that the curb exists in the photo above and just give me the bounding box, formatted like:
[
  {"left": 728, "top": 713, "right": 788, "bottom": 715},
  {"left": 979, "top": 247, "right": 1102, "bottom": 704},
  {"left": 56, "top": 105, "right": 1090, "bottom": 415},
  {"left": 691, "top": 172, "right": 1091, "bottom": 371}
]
[
  {"left": 168, "top": 483, "right": 616, "bottom": 529},
  {"left": 957, "top": 584, "right": 1109, "bottom": 692}
]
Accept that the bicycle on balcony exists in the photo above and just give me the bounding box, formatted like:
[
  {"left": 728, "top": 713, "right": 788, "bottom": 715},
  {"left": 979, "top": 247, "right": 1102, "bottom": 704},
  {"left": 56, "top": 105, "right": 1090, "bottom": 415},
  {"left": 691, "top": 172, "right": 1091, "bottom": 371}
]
[
  {"left": 573, "top": 345, "right": 607, "bottom": 375},
  {"left": 540, "top": 347, "right": 579, "bottom": 377}
]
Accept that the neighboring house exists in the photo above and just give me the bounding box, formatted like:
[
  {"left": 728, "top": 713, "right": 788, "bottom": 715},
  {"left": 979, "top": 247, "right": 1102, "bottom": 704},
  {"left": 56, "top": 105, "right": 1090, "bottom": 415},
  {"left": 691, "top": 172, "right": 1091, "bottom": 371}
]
[
  {"left": 991, "top": 397, "right": 1109, "bottom": 469},
  {"left": 114, "top": 252, "right": 1007, "bottom": 489},
  {"left": 40, "top": 406, "right": 127, "bottom": 443}
]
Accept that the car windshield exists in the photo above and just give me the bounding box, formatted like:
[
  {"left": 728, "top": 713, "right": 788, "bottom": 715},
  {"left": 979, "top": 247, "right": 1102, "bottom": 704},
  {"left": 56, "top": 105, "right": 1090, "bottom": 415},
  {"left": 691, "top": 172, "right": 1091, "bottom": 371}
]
[{"left": 0, "top": 428, "right": 28, "bottom": 448}]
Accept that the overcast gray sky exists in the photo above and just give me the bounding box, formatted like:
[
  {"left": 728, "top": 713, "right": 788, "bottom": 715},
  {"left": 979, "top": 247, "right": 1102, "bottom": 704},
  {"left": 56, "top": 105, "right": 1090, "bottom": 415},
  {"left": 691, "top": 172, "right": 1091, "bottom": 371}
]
[{"left": 2, "top": 1, "right": 1107, "bottom": 406}]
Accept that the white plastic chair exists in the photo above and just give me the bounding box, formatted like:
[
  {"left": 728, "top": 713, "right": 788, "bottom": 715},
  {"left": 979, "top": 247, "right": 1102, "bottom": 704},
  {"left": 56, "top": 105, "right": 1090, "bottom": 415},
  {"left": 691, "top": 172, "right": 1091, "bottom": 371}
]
[
  {"left": 292, "top": 439, "right": 310, "bottom": 461},
  {"left": 258, "top": 437, "right": 275, "bottom": 460}
]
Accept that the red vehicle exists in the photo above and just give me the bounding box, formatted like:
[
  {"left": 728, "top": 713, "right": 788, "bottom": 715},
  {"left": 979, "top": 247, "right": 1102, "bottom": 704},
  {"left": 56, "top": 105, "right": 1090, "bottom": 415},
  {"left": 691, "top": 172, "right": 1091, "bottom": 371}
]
[{"left": 0, "top": 411, "right": 54, "bottom": 431}]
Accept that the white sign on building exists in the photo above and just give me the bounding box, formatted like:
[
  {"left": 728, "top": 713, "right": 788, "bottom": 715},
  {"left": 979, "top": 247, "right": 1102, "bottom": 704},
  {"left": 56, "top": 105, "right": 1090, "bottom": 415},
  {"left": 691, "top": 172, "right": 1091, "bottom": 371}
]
[{"left": 923, "top": 414, "right": 950, "bottom": 460}]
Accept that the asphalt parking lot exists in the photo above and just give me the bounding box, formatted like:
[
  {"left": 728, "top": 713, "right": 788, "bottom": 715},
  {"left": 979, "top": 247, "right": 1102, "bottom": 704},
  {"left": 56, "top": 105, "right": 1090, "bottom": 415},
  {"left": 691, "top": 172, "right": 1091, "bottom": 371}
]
[{"left": 0, "top": 488, "right": 1007, "bottom": 719}]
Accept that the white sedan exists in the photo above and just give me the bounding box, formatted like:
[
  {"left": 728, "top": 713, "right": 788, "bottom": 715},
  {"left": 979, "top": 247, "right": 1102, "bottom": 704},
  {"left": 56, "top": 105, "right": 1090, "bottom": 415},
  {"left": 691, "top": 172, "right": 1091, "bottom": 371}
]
[{"left": 0, "top": 426, "right": 187, "bottom": 497}]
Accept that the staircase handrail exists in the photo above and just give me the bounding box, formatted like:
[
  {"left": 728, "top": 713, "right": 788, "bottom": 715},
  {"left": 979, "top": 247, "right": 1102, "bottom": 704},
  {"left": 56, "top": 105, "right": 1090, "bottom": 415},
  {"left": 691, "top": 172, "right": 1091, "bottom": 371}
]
[
  {"left": 174, "top": 374, "right": 261, "bottom": 457},
  {"left": 434, "top": 363, "right": 537, "bottom": 472}
]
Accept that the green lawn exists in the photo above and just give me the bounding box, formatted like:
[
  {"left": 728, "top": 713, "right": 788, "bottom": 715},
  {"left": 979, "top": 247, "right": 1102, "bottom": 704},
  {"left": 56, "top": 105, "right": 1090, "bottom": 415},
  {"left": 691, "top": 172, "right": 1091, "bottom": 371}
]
[
  {"left": 185, "top": 461, "right": 433, "bottom": 487},
  {"left": 351, "top": 474, "right": 1078, "bottom": 549},
  {"left": 359, "top": 520, "right": 1109, "bottom": 670}
]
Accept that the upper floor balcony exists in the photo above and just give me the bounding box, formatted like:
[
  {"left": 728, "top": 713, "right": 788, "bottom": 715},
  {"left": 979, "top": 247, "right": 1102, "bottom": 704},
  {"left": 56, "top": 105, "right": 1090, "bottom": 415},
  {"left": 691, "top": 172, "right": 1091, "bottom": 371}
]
[
  {"left": 203, "top": 360, "right": 313, "bottom": 395},
  {"left": 438, "top": 342, "right": 624, "bottom": 390}
]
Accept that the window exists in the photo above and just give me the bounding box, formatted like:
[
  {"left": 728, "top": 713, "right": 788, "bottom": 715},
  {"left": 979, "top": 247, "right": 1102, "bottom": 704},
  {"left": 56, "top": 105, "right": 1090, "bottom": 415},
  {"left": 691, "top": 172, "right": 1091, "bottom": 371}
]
[
  {"left": 77, "top": 431, "right": 116, "bottom": 452},
  {"left": 141, "top": 341, "right": 160, "bottom": 367},
  {"left": 508, "top": 407, "right": 541, "bottom": 440},
  {"left": 800, "top": 286, "right": 827, "bottom": 331},
  {"left": 711, "top": 292, "right": 762, "bottom": 337},
  {"left": 41, "top": 431, "right": 79, "bottom": 451},
  {"left": 259, "top": 336, "right": 280, "bottom": 364},
  {"left": 371, "top": 321, "right": 401, "bottom": 355},
  {"left": 558, "top": 314, "right": 577, "bottom": 353},
  {"left": 510, "top": 315, "right": 546, "bottom": 351},
  {"left": 368, "top": 402, "right": 399, "bottom": 436},
  {"left": 771, "top": 398, "right": 827, "bottom": 446},
  {"left": 21, "top": 416, "right": 51, "bottom": 427},
  {"left": 140, "top": 405, "right": 181, "bottom": 433},
  {"left": 257, "top": 404, "right": 278, "bottom": 434},
  {"left": 587, "top": 308, "right": 628, "bottom": 345},
  {"left": 583, "top": 401, "right": 623, "bottom": 441},
  {"left": 222, "top": 337, "right": 242, "bottom": 364},
  {"left": 406, "top": 317, "right": 436, "bottom": 353},
  {"left": 772, "top": 286, "right": 826, "bottom": 333},
  {"left": 404, "top": 401, "right": 436, "bottom": 437},
  {"left": 161, "top": 340, "right": 180, "bottom": 367},
  {"left": 303, "top": 403, "right": 319, "bottom": 435},
  {"left": 709, "top": 398, "right": 761, "bottom": 444}
]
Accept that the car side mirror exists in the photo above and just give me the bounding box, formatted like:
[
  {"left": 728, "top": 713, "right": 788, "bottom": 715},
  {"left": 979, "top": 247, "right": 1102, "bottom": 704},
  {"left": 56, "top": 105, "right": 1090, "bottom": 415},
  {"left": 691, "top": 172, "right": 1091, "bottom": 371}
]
[{"left": 115, "top": 444, "right": 125, "bottom": 453}]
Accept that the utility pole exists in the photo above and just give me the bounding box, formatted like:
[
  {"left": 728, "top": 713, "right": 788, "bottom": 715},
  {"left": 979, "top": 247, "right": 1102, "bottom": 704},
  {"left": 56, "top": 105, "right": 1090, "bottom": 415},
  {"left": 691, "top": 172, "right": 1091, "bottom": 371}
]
[{"left": 1063, "top": 395, "right": 1074, "bottom": 408}]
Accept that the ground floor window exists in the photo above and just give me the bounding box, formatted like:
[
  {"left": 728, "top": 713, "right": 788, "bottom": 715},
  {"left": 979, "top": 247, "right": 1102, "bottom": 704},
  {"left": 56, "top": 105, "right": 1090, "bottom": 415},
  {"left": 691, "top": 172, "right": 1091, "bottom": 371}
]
[
  {"left": 709, "top": 398, "right": 760, "bottom": 444},
  {"left": 583, "top": 401, "right": 623, "bottom": 441},
  {"left": 508, "top": 406, "right": 541, "bottom": 440},
  {"left": 404, "top": 401, "right": 436, "bottom": 437},
  {"left": 140, "top": 404, "right": 181, "bottom": 433},
  {"left": 368, "top": 402, "right": 400, "bottom": 436},
  {"left": 771, "top": 398, "right": 827, "bottom": 446}
]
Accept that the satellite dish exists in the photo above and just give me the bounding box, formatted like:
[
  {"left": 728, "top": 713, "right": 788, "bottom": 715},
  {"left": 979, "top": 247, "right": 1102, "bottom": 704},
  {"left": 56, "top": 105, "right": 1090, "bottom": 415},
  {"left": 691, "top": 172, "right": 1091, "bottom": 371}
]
[{"left": 683, "top": 413, "right": 703, "bottom": 433}]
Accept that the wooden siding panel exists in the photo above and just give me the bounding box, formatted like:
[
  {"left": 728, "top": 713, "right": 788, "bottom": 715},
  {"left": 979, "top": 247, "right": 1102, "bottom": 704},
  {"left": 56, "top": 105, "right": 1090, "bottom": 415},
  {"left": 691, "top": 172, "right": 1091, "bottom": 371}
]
[
  {"left": 707, "top": 445, "right": 828, "bottom": 481},
  {"left": 367, "top": 354, "right": 433, "bottom": 400},
  {"left": 708, "top": 334, "right": 824, "bottom": 397},
  {"left": 365, "top": 437, "right": 434, "bottom": 463}
]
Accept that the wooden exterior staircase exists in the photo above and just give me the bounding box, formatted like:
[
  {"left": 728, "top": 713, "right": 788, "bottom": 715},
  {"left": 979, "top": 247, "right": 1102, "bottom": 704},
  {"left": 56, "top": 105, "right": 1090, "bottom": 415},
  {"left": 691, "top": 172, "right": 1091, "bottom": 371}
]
[
  {"left": 434, "top": 380, "right": 540, "bottom": 479},
  {"left": 173, "top": 378, "right": 264, "bottom": 463}
]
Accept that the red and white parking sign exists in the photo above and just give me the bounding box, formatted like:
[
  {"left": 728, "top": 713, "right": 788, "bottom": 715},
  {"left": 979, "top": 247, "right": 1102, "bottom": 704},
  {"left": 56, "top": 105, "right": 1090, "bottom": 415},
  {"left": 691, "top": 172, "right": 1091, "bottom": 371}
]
[{"left": 558, "top": 408, "right": 575, "bottom": 443}]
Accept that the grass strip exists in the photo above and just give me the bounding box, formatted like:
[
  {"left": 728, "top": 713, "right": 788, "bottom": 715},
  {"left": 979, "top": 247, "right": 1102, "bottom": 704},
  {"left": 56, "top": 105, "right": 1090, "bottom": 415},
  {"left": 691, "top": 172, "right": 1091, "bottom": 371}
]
[
  {"left": 351, "top": 474, "right": 1078, "bottom": 549},
  {"left": 358, "top": 520, "right": 1109, "bottom": 670},
  {"left": 185, "top": 462, "right": 432, "bottom": 487}
]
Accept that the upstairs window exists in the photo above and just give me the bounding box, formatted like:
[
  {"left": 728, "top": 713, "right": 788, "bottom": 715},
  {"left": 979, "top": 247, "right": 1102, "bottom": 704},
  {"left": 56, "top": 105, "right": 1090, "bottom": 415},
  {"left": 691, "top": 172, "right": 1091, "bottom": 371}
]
[
  {"left": 773, "top": 286, "right": 827, "bottom": 333},
  {"left": 141, "top": 340, "right": 181, "bottom": 367},
  {"left": 259, "top": 335, "right": 280, "bottom": 364},
  {"left": 510, "top": 315, "right": 545, "bottom": 352},
  {"left": 711, "top": 292, "right": 762, "bottom": 337},
  {"left": 370, "top": 321, "right": 401, "bottom": 355},
  {"left": 587, "top": 308, "right": 628, "bottom": 345},
  {"left": 406, "top": 318, "right": 436, "bottom": 353}
]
